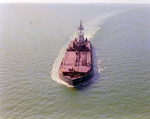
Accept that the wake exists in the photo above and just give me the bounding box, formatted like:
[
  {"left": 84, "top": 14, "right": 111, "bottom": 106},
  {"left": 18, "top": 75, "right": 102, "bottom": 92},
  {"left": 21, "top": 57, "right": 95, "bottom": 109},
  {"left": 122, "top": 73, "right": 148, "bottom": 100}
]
[{"left": 51, "top": 11, "right": 123, "bottom": 87}]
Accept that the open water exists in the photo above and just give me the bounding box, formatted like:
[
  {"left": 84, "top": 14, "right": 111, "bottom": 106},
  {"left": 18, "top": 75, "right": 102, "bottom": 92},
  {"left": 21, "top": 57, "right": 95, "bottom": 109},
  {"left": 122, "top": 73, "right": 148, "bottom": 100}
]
[{"left": 0, "top": 3, "right": 150, "bottom": 118}]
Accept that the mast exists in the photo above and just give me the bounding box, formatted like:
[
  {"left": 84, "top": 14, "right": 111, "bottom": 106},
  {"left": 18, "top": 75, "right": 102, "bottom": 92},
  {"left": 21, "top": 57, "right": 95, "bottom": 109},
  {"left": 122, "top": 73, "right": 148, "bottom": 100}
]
[{"left": 78, "top": 20, "right": 84, "bottom": 42}]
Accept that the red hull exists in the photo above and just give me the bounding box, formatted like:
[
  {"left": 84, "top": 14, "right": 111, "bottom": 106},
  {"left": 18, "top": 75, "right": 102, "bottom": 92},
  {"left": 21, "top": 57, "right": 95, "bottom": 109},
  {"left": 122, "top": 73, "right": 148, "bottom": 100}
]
[{"left": 58, "top": 21, "right": 93, "bottom": 86}]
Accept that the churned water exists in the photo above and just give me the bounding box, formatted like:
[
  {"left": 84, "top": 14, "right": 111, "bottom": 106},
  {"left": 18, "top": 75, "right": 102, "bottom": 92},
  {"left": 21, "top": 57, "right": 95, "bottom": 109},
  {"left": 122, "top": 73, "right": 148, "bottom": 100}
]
[{"left": 0, "top": 3, "right": 150, "bottom": 118}]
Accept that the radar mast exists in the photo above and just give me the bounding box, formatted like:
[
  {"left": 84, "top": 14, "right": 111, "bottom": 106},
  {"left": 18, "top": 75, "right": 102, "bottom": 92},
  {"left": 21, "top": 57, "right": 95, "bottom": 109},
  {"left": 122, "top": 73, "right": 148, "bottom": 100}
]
[{"left": 78, "top": 20, "right": 84, "bottom": 42}]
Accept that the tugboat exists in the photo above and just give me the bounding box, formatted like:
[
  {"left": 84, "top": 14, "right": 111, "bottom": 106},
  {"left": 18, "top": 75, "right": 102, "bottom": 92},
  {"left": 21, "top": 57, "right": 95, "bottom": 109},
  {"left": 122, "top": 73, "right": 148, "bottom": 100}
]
[{"left": 58, "top": 21, "right": 93, "bottom": 86}]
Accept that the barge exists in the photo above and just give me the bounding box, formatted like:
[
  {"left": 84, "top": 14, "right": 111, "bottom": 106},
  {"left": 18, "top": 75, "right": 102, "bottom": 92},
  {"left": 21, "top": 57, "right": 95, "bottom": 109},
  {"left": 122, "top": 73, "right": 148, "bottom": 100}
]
[{"left": 58, "top": 21, "right": 93, "bottom": 86}]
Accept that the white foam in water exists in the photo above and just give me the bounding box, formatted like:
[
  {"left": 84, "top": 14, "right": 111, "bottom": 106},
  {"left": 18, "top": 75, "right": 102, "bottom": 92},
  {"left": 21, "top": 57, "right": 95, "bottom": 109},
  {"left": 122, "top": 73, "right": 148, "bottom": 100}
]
[
  {"left": 51, "top": 11, "right": 123, "bottom": 87},
  {"left": 51, "top": 41, "right": 73, "bottom": 87},
  {"left": 84, "top": 10, "right": 123, "bottom": 40}
]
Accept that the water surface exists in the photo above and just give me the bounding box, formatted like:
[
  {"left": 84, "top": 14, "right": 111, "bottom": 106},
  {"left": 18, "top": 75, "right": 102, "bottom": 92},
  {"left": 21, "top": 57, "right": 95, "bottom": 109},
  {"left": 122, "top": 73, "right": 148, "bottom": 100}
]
[{"left": 0, "top": 3, "right": 150, "bottom": 118}]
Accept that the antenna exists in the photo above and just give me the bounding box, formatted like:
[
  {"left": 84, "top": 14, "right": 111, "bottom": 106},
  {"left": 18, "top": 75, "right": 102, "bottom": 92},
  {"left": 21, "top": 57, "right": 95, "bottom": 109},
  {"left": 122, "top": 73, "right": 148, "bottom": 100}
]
[
  {"left": 78, "top": 20, "right": 84, "bottom": 42},
  {"left": 78, "top": 20, "right": 84, "bottom": 30}
]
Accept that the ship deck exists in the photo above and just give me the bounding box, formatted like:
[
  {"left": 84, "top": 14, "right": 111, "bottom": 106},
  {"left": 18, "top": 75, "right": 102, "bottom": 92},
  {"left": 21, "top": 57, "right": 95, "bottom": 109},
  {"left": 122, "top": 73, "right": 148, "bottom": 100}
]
[{"left": 61, "top": 51, "right": 91, "bottom": 73}]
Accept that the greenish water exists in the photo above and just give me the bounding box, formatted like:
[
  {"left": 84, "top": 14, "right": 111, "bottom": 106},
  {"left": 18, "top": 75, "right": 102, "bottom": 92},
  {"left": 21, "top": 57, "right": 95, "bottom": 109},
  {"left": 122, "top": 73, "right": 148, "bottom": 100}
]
[{"left": 0, "top": 3, "right": 150, "bottom": 118}]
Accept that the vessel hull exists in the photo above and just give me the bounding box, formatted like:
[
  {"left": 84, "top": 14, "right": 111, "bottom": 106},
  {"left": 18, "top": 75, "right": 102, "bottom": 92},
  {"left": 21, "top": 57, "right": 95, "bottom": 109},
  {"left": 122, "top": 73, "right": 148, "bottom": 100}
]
[
  {"left": 59, "top": 71, "right": 93, "bottom": 86},
  {"left": 58, "top": 21, "right": 93, "bottom": 87}
]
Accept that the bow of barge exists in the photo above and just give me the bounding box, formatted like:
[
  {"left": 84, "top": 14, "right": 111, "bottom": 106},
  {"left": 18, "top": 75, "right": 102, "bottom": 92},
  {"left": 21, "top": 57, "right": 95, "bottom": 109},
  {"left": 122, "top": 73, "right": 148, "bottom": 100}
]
[{"left": 58, "top": 21, "right": 93, "bottom": 86}]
